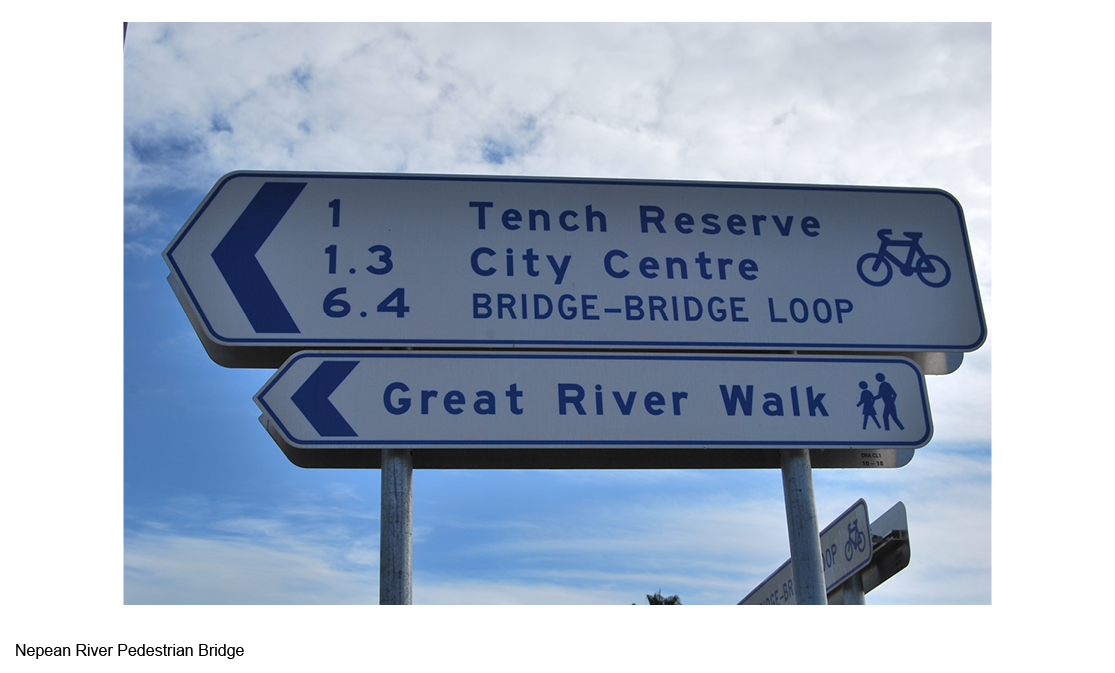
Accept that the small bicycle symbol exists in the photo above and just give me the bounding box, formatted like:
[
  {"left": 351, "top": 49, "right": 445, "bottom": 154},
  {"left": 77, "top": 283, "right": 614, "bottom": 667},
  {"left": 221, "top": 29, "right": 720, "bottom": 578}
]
[
  {"left": 857, "top": 229, "right": 951, "bottom": 288},
  {"left": 845, "top": 518, "right": 867, "bottom": 561}
]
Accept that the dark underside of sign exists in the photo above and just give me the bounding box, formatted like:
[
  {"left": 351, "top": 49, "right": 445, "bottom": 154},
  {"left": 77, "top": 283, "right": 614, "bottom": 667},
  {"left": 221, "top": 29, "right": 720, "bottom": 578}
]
[{"left": 269, "top": 436, "right": 913, "bottom": 470}]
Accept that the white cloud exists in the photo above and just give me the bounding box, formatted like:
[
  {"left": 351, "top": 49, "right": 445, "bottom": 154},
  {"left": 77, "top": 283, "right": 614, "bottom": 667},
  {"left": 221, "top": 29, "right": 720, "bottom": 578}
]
[
  {"left": 125, "top": 495, "right": 382, "bottom": 604},
  {"left": 124, "top": 201, "right": 162, "bottom": 235},
  {"left": 125, "top": 533, "right": 377, "bottom": 604},
  {"left": 413, "top": 578, "right": 635, "bottom": 606},
  {"left": 124, "top": 24, "right": 990, "bottom": 198},
  {"left": 124, "top": 240, "right": 163, "bottom": 258},
  {"left": 924, "top": 349, "right": 992, "bottom": 443}
]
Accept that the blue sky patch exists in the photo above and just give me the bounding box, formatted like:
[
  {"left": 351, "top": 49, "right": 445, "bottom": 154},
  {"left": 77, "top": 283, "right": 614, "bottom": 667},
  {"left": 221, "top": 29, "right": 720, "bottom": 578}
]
[
  {"left": 128, "top": 132, "right": 205, "bottom": 165},
  {"left": 482, "top": 137, "right": 516, "bottom": 165}
]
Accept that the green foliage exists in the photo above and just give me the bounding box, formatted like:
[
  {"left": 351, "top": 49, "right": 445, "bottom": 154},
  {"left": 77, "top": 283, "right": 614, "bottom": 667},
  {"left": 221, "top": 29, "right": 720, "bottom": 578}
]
[{"left": 646, "top": 590, "right": 681, "bottom": 605}]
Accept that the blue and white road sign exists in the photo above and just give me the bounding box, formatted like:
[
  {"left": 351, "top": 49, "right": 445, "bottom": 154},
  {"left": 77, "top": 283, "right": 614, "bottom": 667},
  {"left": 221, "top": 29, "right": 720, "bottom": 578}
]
[
  {"left": 254, "top": 352, "right": 932, "bottom": 455},
  {"left": 165, "top": 172, "right": 987, "bottom": 367},
  {"left": 739, "top": 499, "right": 873, "bottom": 605}
]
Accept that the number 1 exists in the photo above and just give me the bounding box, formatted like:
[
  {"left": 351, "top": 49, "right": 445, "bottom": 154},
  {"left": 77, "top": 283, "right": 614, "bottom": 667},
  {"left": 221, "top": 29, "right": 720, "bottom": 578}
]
[{"left": 329, "top": 199, "right": 340, "bottom": 227}]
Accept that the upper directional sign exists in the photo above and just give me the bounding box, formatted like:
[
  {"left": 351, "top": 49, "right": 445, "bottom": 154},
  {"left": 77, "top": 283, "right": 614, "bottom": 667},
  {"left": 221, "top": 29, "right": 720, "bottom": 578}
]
[{"left": 165, "top": 172, "right": 986, "bottom": 367}]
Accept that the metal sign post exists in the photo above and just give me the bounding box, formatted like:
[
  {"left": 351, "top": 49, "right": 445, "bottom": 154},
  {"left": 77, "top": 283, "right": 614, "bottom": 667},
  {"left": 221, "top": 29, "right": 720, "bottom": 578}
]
[
  {"left": 780, "top": 449, "right": 827, "bottom": 604},
  {"left": 840, "top": 572, "right": 866, "bottom": 605},
  {"left": 380, "top": 449, "right": 412, "bottom": 605}
]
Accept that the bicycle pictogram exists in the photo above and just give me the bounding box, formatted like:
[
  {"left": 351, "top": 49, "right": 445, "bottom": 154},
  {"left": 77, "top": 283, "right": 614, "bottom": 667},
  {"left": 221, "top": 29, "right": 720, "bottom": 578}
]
[
  {"left": 857, "top": 229, "right": 951, "bottom": 288},
  {"left": 845, "top": 518, "right": 867, "bottom": 561}
]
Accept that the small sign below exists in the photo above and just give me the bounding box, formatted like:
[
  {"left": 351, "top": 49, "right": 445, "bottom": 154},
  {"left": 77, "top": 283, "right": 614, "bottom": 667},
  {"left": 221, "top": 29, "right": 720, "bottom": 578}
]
[{"left": 739, "top": 499, "right": 873, "bottom": 605}]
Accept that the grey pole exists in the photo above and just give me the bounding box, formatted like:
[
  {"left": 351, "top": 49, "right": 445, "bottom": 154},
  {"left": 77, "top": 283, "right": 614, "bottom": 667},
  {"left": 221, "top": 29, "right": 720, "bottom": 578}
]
[
  {"left": 380, "top": 448, "right": 413, "bottom": 605},
  {"left": 841, "top": 572, "right": 866, "bottom": 605},
  {"left": 780, "top": 448, "right": 827, "bottom": 605}
]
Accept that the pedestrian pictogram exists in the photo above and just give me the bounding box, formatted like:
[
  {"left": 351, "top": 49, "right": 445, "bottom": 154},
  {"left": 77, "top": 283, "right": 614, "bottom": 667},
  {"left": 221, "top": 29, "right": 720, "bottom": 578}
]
[{"left": 856, "top": 372, "right": 905, "bottom": 431}]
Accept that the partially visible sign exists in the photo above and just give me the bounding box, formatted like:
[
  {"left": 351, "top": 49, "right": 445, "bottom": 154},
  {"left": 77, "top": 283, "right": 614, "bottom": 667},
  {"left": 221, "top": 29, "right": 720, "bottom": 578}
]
[
  {"left": 165, "top": 172, "right": 987, "bottom": 367},
  {"left": 858, "top": 501, "right": 912, "bottom": 596},
  {"left": 870, "top": 501, "right": 909, "bottom": 539},
  {"left": 255, "top": 353, "right": 931, "bottom": 469},
  {"left": 739, "top": 499, "right": 873, "bottom": 605}
]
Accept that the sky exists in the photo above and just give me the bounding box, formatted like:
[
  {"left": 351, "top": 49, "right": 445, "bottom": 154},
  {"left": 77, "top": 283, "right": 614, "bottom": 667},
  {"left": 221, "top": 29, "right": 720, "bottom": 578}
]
[
  {"left": 12, "top": 12, "right": 1112, "bottom": 671},
  {"left": 122, "top": 21, "right": 992, "bottom": 607}
]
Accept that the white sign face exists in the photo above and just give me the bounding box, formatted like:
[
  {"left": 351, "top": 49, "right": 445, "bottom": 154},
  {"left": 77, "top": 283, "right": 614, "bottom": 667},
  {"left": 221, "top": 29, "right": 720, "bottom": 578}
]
[
  {"left": 739, "top": 499, "right": 873, "bottom": 605},
  {"left": 255, "top": 353, "right": 930, "bottom": 451},
  {"left": 165, "top": 172, "right": 986, "bottom": 366}
]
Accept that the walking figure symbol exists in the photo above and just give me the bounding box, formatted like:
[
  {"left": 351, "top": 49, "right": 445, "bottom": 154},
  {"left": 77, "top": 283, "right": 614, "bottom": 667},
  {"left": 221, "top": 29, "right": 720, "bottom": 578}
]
[{"left": 856, "top": 373, "right": 904, "bottom": 431}]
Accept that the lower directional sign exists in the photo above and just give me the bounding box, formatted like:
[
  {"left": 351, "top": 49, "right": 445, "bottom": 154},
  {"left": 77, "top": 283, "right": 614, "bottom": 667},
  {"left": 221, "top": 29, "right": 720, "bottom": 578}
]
[
  {"left": 739, "top": 499, "right": 873, "bottom": 605},
  {"left": 255, "top": 352, "right": 931, "bottom": 469}
]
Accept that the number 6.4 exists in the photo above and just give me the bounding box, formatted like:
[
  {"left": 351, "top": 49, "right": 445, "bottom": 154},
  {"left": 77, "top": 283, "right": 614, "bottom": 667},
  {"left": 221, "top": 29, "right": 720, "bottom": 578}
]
[{"left": 323, "top": 287, "right": 410, "bottom": 318}]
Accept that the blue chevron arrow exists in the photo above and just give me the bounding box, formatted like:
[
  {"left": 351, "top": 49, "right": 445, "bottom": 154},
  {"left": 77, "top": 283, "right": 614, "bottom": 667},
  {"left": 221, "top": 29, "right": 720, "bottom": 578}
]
[
  {"left": 291, "top": 360, "right": 359, "bottom": 437},
  {"left": 211, "top": 182, "right": 306, "bottom": 333}
]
